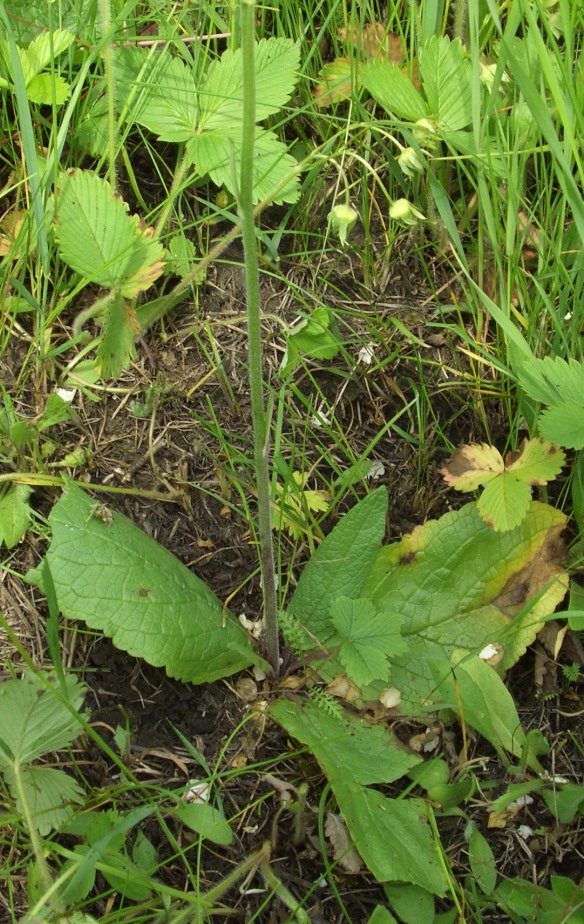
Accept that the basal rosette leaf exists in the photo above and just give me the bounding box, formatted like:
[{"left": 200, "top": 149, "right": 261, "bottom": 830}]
[
  {"left": 365, "top": 502, "right": 568, "bottom": 714},
  {"left": 35, "top": 483, "right": 257, "bottom": 684},
  {"left": 270, "top": 700, "right": 446, "bottom": 894},
  {"left": 55, "top": 170, "right": 165, "bottom": 296}
]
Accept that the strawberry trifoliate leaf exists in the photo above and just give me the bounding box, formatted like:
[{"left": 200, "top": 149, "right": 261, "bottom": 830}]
[
  {"left": 330, "top": 596, "right": 406, "bottom": 687},
  {"left": 197, "top": 38, "right": 299, "bottom": 131},
  {"left": 518, "top": 355, "right": 584, "bottom": 407},
  {"left": 538, "top": 403, "right": 584, "bottom": 450},
  {"left": 55, "top": 170, "right": 165, "bottom": 295},
  {"left": 187, "top": 129, "right": 299, "bottom": 204},
  {"left": 440, "top": 443, "right": 504, "bottom": 491},
  {"left": 505, "top": 437, "right": 565, "bottom": 484},
  {"left": 114, "top": 46, "right": 197, "bottom": 142},
  {"left": 477, "top": 475, "right": 532, "bottom": 533}
]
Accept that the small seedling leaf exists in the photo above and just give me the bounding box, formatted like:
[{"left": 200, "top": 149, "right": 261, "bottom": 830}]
[
  {"left": 37, "top": 483, "right": 256, "bottom": 683},
  {"left": 0, "top": 483, "right": 32, "bottom": 548},
  {"left": 173, "top": 800, "right": 233, "bottom": 846},
  {"left": 468, "top": 825, "right": 497, "bottom": 895},
  {"left": 55, "top": 170, "right": 165, "bottom": 296},
  {"left": 441, "top": 443, "right": 504, "bottom": 491},
  {"left": 420, "top": 36, "right": 472, "bottom": 130},
  {"left": 361, "top": 60, "right": 428, "bottom": 121}
]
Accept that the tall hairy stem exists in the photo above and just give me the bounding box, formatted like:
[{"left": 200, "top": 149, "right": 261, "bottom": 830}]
[{"left": 238, "top": 0, "right": 279, "bottom": 674}]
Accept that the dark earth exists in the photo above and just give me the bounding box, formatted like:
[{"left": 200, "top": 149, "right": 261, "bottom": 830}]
[{"left": 1, "top": 227, "right": 583, "bottom": 921}]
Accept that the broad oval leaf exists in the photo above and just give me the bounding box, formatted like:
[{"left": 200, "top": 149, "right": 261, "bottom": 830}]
[
  {"left": 39, "top": 483, "right": 257, "bottom": 684},
  {"left": 361, "top": 60, "right": 428, "bottom": 122}
]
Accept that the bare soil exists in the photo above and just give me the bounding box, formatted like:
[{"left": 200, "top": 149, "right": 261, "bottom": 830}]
[{"left": 1, "top": 238, "right": 583, "bottom": 923}]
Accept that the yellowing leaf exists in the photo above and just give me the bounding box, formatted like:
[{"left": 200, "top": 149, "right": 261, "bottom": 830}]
[
  {"left": 314, "top": 58, "right": 353, "bottom": 106},
  {"left": 272, "top": 472, "right": 330, "bottom": 538},
  {"left": 440, "top": 443, "right": 504, "bottom": 491}
]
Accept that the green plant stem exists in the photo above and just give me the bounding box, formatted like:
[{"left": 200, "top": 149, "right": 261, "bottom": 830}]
[
  {"left": 98, "top": 0, "right": 117, "bottom": 187},
  {"left": 11, "top": 763, "right": 63, "bottom": 914},
  {"left": 238, "top": 0, "right": 279, "bottom": 675}
]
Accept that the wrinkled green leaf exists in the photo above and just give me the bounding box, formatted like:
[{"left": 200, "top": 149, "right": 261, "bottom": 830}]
[
  {"left": 33, "top": 483, "right": 256, "bottom": 683},
  {"left": 365, "top": 501, "right": 567, "bottom": 713},
  {"left": 270, "top": 699, "right": 445, "bottom": 894},
  {"left": 270, "top": 698, "right": 420, "bottom": 788}
]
